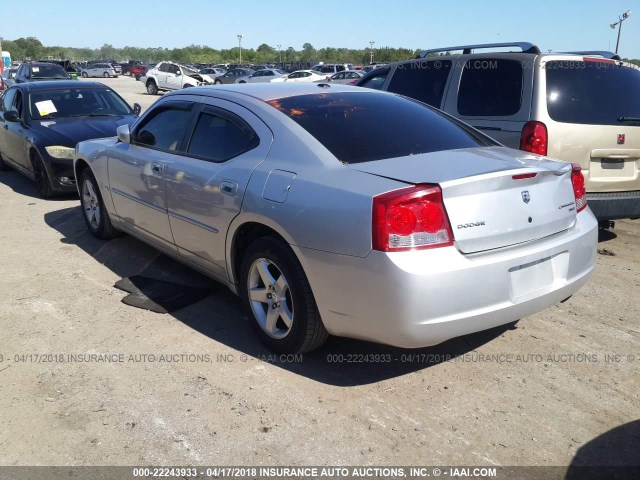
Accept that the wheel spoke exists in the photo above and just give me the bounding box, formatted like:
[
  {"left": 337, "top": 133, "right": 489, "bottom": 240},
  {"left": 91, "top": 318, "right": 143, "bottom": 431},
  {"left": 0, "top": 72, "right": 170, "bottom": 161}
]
[
  {"left": 265, "top": 307, "right": 279, "bottom": 335},
  {"left": 256, "top": 260, "right": 276, "bottom": 287},
  {"left": 249, "top": 287, "right": 268, "bottom": 303},
  {"left": 279, "top": 304, "right": 293, "bottom": 329},
  {"left": 274, "top": 274, "right": 288, "bottom": 296}
]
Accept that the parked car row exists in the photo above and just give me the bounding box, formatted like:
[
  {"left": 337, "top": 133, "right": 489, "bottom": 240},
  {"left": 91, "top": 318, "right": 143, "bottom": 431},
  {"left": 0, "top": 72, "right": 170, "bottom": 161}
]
[{"left": 4, "top": 40, "right": 633, "bottom": 355}]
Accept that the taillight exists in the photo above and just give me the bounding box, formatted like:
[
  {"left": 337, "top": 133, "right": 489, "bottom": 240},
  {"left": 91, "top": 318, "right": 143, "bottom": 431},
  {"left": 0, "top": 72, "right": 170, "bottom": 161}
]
[
  {"left": 372, "top": 185, "right": 454, "bottom": 252},
  {"left": 520, "top": 121, "right": 548, "bottom": 156},
  {"left": 571, "top": 163, "right": 587, "bottom": 213}
]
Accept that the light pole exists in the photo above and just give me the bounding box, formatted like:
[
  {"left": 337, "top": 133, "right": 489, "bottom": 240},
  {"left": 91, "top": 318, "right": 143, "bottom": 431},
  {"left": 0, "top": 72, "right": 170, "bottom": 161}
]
[
  {"left": 610, "top": 10, "right": 631, "bottom": 54},
  {"left": 277, "top": 44, "right": 282, "bottom": 65},
  {"left": 369, "top": 41, "right": 375, "bottom": 64},
  {"left": 237, "top": 34, "right": 244, "bottom": 64}
]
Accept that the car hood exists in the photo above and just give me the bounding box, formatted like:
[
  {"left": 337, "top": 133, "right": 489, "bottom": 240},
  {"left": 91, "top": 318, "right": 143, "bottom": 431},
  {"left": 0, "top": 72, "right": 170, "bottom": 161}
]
[{"left": 32, "top": 115, "right": 137, "bottom": 147}]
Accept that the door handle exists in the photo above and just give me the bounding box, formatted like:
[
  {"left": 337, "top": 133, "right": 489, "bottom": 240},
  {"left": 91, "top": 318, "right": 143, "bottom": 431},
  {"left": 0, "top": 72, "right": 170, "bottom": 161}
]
[
  {"left": 151, "top": 162, "right": 164, "bottom": 174},
  {"left": 220, "top": 180, "right": 238, "bottom": 196}
]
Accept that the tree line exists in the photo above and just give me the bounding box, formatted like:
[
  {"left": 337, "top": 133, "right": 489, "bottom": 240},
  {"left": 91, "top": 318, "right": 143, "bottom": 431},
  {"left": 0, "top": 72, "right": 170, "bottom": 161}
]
[{"left": 1, "top": 37, "right": 419, "bottom": 65}]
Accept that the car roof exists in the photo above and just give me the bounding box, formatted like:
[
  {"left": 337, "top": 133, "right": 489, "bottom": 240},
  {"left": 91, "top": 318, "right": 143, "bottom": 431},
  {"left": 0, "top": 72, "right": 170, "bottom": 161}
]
[
  {"left": 167, "top": 83, "right": 370, "bottom": 102},
  {"left": 12, "top": 81, "right": 108, "bottom": 92}
]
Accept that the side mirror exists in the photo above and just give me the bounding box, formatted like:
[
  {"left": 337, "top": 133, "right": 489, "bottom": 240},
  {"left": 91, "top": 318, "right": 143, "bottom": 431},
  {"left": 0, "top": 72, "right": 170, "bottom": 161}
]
[
  {"left": 117, "top": 124, "right": 131, "bottom": 144},
  {"left": 133, "top": 103, "right": 142, "bottom": 116},
  {"left": 2, "top": 110, "right": 19, "bottom": 122}
]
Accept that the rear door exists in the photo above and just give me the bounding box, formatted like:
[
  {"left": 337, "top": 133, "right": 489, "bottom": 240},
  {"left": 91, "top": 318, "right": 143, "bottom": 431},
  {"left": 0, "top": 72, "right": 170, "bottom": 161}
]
[
  {"left": 441, "top": 55, "right": 534, "bottom": 147},
  {"left": 164, "top": 99, "right": 272, "bottom": 279},
  {"left": 539, "top": 57, "right": 640, "bottom": 193}
]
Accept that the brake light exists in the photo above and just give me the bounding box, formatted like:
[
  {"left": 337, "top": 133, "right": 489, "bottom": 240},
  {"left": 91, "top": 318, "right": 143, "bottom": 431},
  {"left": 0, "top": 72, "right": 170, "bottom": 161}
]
[
  {"left": 372, "top": 185, "right": 454, "bottom": 252},
  {"left": 520, "top": 121, "right": 548, "bottom": 156},
  {"left": 571, "top": 163, "right": 587, "bottom": 213},
  {"left": 512, "top": 172, "right": 538, "bottom": 180}
]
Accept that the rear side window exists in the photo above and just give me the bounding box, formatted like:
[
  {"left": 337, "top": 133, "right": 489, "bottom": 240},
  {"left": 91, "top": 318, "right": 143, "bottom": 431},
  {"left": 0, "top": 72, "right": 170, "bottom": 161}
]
[
  {"left": 186, "top": 109, "right": 259, "bottom": 162},
  {"left": 387, "top": 60, "right": 452, "bottom": 107},
  {"left": 457, "top": 59, "right": 523, "bottom": 116},
  {"left": 266, "top": 92, "right": 491, "bottom": 164},
  {"left": 546, "top": 61, "right": 640, "bottom": 125}
]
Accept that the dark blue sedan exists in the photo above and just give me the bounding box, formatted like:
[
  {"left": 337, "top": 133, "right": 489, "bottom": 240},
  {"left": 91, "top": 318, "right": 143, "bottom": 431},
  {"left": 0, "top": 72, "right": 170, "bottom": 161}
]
[{"left": 0, "top": 81, "right": 140, "bottom": 197}]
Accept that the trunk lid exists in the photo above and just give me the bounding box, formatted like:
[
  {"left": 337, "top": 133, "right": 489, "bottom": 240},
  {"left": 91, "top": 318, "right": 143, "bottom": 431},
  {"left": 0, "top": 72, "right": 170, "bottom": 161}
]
[{"left": 352, "top": 146, "right": 578, "bottom": 253}]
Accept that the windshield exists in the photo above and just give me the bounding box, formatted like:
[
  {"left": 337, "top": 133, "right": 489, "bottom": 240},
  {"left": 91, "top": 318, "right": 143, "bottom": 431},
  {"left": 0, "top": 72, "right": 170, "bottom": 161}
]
[
  {"left": 546, "top": 61, "right": 640, "bottom": 125},
  {"left": 31, "top": 64, "right": 70, "bottom": 79},
  {"left": 266, "top": 92, "right": 492, "bottom": 164},
  {"left": 29, "top": 88, "right": 132, "bottom": 119},
  {"left": 182, "top": 65, "right": 198, "bottom": 75}
]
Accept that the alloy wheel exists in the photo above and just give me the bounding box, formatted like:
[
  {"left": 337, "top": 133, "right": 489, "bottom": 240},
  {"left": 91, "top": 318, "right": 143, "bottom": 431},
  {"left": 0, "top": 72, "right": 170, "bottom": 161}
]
[{"left": 247, "top": 258, "right": 294, "bottom": 339}]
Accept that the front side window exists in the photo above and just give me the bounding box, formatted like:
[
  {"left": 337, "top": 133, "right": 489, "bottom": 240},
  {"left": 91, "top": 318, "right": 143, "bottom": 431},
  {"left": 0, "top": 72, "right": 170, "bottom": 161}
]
[
  {"left": 186, "top": 109, "right": 259, "bottom": 162},
  {"left": 457, "top": 59, "right": 523, "bottom": 116},
  {"left": 1, "top": 89, "right": 17, "bottom": 112},
  {"left": 133, "top": 103, "right": 193, "bottom": 152},
  {"left": 267, "top": 92, "right": 492, "bottom": 164}
]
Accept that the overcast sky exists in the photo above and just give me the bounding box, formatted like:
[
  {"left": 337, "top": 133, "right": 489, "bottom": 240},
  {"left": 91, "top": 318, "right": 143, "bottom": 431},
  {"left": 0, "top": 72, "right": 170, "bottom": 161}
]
[{"left": 1, "top": 0, "right": 638, "bottom": 57}]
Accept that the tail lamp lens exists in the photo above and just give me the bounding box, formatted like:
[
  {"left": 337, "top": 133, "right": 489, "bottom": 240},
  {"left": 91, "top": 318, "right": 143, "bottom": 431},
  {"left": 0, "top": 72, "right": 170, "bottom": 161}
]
[{"left": 373, "top": 185, "right": 454, "bottom": 252}]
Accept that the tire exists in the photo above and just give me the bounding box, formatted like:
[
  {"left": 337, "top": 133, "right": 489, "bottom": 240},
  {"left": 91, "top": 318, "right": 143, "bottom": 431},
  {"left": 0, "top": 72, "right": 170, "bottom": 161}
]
[
  {"left": 146, "top": 80, "right": 158, "bottom": 95},
  {"left": 182, "top": 84, "right": 192, "bottom": 89},
  {"left": 214, "top": 79, "right": 222, "bottom": 85},
  {"left": 239, "top": 80, "right": 246, "bottom": 84},
  {"left": 81, "top": 71, "right": 88, "bottom": 78},
  {"left": 0, "top": 154, "right": 10, "bottom": 171},
  {"left": 240, "top": 237, "right": 328, "bottom": 353},
  {"left": 103, "top": 71, "right": 110, "bottom": 78},
  {"left": 31, "top": 151, "right": 55, "bottom": 199},
  {"left": 79, "top": 169, "right": 119, "bottom": 239}
]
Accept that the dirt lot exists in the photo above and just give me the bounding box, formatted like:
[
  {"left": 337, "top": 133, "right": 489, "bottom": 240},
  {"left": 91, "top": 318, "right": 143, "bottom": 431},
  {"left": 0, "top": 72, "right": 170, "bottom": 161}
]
[{"left": 0, "top": 76, "right": 639, "bottom": 470}]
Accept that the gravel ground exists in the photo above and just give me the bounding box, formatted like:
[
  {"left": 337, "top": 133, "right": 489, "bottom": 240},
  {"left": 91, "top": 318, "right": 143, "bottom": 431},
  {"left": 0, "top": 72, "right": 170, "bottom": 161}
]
[{"left": 0, "top": 77, "right": 638, "bottom": 470}]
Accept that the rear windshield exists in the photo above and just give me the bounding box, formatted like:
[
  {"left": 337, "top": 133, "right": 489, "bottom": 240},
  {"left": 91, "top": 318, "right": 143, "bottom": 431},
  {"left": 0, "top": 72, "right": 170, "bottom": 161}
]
[
  {"left": 266, "top": 92, "right": 491, "bottom": 164},
  {"left": 546, "top": 61, "right": 640, "bottom": 125}
]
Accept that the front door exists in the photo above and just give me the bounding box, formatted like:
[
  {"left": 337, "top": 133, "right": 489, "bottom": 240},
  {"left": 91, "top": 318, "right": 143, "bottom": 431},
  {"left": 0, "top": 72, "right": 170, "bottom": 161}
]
[
  {"left": 108, "top": 99, "right": 196, "bottom": 249},
  {"left": 0, "top": 88, "right": 30, "bottom": 171}
]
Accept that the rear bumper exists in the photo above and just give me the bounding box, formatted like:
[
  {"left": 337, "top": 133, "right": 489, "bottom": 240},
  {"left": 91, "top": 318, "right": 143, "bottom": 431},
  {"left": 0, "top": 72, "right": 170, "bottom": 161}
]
[
  {"left": 587, "top": 191, "right": 640, "bottom": 220},
  {"left": 296, "top": 209, "right": 598, "bottom": 349}
]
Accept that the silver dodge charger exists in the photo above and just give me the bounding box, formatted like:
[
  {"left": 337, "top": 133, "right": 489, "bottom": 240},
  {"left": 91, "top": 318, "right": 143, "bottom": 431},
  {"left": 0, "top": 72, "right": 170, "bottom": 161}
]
[{"left": 74, "top": 84, "right": 598, "bottom": 353}]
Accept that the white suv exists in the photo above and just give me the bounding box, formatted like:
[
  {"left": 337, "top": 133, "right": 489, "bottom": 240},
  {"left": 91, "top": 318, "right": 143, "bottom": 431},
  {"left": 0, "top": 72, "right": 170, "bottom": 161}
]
[{"left": 144, "top": 62, "right": 214, "bottom": 95}]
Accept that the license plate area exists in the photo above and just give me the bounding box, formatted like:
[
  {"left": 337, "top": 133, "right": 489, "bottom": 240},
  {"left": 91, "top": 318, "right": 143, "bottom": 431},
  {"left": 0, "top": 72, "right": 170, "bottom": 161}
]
[
  {"left": 509, "top": 252, "right": 568, "bottom": 302},
  {"left": 600, "top": 158, "right": 625, "bottom": 169}
]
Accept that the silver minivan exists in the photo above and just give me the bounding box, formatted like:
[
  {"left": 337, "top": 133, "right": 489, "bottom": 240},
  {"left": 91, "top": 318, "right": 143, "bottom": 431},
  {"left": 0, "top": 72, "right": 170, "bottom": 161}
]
[
  {"left": 81, "top": 63, "right": 118, "bottom": 78},
  {"left": 358, "top": 42, "right": 640, "bottom": 223}
]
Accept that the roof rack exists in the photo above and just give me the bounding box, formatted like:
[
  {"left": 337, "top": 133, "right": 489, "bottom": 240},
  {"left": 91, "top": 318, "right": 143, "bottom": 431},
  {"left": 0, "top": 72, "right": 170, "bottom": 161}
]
[
  {"left": 562, "top": 51, "right": 622, "bottom": 61},
  {"left": 416, "top": 42, "right": 541, "bottom": 58}
]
